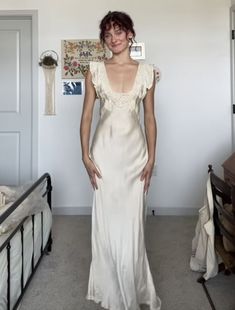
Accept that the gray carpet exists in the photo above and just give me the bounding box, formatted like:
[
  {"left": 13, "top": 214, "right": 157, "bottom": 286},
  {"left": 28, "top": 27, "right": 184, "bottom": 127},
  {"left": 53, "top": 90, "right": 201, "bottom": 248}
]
[
  {"left": 19, "top": 215, "right": 235, "bottom": 310},
  {"left": 202, "top": 273, "right": 235, "bottom": 310}
]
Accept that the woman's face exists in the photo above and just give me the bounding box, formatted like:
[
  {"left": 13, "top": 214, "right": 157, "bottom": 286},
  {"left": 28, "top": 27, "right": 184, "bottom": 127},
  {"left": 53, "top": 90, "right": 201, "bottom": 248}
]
[{"left": 104, "top": 23, "right": 132, "bottom": 55}]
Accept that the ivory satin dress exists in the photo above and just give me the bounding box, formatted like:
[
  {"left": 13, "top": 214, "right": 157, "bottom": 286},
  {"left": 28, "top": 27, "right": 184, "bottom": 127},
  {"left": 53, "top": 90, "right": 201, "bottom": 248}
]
[{"left": 86, "top": 61, "right": 161, "bottom": 310}]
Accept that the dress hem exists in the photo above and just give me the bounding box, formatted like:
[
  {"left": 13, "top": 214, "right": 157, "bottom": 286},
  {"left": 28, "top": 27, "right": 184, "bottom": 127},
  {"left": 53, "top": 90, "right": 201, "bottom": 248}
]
[{"left": 86, "top": 294, "right": 161, "bottom": 310}]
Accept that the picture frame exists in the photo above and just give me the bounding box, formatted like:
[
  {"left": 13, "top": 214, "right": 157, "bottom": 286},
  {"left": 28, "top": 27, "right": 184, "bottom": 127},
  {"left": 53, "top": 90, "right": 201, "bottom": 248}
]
[
  {"left": 61, "top": 39, "right": 109, "bottom": 79},
  {"left": 130, "top": 42, "right": 145, "bottom": 60},
  {"left": 62, "top": 81, "right": 83, "bottom": 95}
]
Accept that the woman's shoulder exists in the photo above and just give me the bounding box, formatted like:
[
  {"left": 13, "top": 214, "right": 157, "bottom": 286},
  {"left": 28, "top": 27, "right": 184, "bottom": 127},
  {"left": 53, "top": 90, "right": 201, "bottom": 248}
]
[
  {"left": 140, "top": 63, "right": 155, "bottom": 89},
  {"left": 141, "top": 63, "right": 154, "bottom": 70},
  {"left": 140, "top": 63, "right": 161, "bottom": 84},
  {"left": 140, "top": 63, "right": 154, "bottom": 78},
  {"left": 89, "top": 60, "right": 104, "bottom": 67},
  {"left": 88, "top": 61, "right": 104, "bottom": 86},
  {"left": 89, "top": 61, "right": 104, "bottom": 75}
]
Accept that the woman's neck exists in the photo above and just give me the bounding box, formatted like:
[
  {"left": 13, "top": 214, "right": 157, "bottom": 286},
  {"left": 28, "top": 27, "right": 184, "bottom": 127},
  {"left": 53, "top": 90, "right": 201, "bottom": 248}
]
[{"left": 108, "top": 48, "right": 133, "bottom": 65}]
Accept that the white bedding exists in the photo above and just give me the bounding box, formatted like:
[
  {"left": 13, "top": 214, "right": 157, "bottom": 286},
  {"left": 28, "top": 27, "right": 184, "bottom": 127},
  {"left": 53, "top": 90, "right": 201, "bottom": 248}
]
[
  {"left": 0, "top": 203, "right": 52, "bottom": 310},
  {"left": 0, "top": 181, "right": 48, "bottom": 235}
]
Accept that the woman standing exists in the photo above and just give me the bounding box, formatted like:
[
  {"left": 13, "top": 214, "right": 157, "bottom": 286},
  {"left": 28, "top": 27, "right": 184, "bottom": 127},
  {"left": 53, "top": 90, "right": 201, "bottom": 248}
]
[{"left": 80, "top": 11, "right": 161, "bottom": 310}]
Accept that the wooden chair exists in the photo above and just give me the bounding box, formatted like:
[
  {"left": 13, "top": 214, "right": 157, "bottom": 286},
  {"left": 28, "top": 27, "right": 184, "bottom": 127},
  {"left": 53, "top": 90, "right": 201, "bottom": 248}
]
[
  {"left": 209, "top": 165, "right": 235, "bottom": 274},
  {"left": 197, "top": 166, "right": 235, "bottom": 310}
]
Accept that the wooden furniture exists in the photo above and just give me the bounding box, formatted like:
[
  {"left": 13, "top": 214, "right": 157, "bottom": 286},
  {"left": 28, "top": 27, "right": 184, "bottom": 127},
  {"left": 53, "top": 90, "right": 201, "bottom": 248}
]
[
  {"left": 209, "top": 165, "right": 235, "bottom": 274},
  {"left": 197, "top": 165, "right": 235, "bottom": 310},
  {"left": 222, "top": 152, "right": 235, "bottom": 186}
]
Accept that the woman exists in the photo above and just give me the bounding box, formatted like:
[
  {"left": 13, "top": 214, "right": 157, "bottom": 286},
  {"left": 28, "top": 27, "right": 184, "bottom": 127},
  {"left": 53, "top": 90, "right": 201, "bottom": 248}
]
[{"left": 80, "top": 11, "right": 161, "bottom": 310}]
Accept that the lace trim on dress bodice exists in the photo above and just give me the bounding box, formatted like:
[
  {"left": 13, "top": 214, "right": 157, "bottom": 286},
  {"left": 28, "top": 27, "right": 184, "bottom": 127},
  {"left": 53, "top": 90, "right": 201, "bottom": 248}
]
[{"left": 89, "top": 61, "right": 154, "bottom": 113}]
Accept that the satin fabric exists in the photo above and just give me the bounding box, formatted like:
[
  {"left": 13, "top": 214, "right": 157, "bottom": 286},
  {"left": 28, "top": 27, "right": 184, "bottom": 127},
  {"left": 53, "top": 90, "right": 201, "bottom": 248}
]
[{"left": 86, "top": 61, "right": 161, "bottom": 310}]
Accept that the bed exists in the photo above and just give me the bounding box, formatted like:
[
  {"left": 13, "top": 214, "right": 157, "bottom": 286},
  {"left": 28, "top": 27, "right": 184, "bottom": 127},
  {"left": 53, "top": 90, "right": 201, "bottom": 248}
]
[{"left": 0, "top": 173, "right": 52, "bottom": 310}]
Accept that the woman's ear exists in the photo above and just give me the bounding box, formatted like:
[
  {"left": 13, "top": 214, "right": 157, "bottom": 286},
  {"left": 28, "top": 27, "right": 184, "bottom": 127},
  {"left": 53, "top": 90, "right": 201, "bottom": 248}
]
[{"left": 127, "top": 30, "right": 133, "bottom": 40}]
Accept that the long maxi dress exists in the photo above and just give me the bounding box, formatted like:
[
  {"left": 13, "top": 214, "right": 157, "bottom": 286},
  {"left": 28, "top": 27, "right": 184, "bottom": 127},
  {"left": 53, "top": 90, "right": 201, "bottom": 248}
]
[{"left": 86, "top": 61, "right": 161, "bottom": 310}]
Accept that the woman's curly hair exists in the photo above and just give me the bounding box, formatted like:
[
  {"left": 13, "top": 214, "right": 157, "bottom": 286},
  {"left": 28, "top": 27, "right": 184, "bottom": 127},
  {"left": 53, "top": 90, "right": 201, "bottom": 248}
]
[{"left": 99, "top": 11, "right": 136, "bottom": 46}]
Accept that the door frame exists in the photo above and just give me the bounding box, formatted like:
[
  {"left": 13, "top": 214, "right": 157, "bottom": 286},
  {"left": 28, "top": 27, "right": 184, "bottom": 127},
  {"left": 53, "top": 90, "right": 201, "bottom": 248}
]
[
  {"left": 230, "top": 6, "right": 235, "bottom": 151},
  {"left": 0, "top": 10, "right": 38, "bottom": 179}
]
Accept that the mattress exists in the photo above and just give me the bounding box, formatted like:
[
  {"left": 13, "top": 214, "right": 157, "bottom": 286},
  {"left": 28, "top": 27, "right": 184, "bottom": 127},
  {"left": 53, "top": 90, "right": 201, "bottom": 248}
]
[{"left": 0, "top": 204, "right": 52, "bottom": 310}]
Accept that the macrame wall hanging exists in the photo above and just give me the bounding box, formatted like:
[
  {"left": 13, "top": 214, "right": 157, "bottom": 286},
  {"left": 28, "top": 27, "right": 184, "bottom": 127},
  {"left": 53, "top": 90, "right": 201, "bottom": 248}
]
[{"left": 39, "top": 50, "right": 58, "bottom": 115}]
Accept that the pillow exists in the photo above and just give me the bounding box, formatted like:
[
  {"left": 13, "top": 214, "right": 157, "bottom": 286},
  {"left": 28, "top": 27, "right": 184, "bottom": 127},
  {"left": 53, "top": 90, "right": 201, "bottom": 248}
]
[{"left": 0, "top": 180, "right": 49, "bottom": 235}]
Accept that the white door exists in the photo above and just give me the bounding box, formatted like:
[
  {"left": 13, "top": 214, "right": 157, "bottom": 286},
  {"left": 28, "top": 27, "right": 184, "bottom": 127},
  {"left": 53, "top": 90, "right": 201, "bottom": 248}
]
[{"left": 0, "top": 17, "right": 33, "bottom": 185}]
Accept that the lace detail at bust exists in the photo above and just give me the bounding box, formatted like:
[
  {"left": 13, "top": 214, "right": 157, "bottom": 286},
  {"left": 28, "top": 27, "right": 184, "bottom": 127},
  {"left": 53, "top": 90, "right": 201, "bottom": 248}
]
[{"left": 89, "top": 61, "right": 154, "bottom": 113}]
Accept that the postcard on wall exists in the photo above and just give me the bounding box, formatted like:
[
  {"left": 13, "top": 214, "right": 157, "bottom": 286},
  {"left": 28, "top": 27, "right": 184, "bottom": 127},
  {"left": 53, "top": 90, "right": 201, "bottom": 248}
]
[
  {"left": 130, "top": 43, "right": 145, "bottom": 60},
  {"left": 61, "top": 39, "right": 110, "bottom": 79},
  {"left": 62, "top": 81, "right": 83, "bottom": 95}
]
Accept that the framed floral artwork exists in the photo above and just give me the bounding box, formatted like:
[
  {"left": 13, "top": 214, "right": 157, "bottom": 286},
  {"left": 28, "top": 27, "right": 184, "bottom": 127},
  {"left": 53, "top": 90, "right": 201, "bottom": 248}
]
[{"left": 61, "top": 39, "right": 109, "bottom": 79}]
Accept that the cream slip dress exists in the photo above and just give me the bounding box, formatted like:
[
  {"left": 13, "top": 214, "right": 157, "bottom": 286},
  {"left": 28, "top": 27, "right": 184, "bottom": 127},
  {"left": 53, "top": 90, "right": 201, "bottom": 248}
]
[{"left": 86, "top": 61, "right": 161, "bottom": 310}]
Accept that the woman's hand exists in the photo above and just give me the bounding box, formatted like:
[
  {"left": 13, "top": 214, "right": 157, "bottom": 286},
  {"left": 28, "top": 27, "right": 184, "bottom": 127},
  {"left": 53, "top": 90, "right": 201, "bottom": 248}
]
[
  {"left": 140, "top": 160, "right": 154, "bottom": 193},
  {"left": 83, "top": 156, "right": 102, "bottom": 190}
]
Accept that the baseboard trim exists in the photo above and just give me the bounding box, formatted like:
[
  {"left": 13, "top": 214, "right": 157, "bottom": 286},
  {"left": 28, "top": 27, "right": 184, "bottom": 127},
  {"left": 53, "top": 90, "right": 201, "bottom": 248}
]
[
  {"left": 52, "top": 206, "right": 199, "bottom": 216},
  {"left": 149, "top": 207, "right": 198, "bottom": 216},
  {"left": 52, "top": 206, "right": 92, "bottom": 215}
]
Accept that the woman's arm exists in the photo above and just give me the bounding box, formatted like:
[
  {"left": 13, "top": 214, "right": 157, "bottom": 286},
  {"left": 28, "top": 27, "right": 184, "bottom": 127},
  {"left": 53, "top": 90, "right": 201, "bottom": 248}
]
[
  {"left": 80, "top": 70, "right": 101, "bottom": 190},
  {"left": 140, "top": 75, "right": 157, "bottom": 193}
]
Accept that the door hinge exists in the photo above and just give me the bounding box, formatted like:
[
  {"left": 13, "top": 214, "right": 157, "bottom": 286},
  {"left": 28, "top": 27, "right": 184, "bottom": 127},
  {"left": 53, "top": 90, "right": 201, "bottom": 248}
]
[
  {"left": 233, "top": 104, "right": 235, "bottom": 114},
  {"left": 232, "top": 30, "right": 235, "bottom": 40}
]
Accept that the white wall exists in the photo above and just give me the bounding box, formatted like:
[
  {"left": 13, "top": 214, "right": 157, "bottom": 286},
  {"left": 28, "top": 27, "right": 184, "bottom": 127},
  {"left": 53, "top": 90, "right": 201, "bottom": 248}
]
[{"left": 0, "top": 0, "right": 232, "bottom": 214}]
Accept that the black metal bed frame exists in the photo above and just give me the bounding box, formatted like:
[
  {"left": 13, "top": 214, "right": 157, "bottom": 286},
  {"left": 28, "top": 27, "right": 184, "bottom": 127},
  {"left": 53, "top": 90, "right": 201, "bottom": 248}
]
[{"left": 0, "top": 173, "right": 53, "bottom": 310}]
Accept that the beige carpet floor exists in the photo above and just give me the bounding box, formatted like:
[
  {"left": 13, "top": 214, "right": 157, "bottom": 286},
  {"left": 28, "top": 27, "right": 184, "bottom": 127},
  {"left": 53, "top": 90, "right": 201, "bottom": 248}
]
[{"left": 19, "top": 215, "right": 235, "bottom": 310}]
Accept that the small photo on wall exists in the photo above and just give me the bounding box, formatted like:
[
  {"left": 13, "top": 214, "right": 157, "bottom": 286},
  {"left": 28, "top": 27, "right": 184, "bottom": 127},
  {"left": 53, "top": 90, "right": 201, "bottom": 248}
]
[
  {"left": 62, "top": 81, "right": 83, "bottom": 95},
  {"left": 130, "top": 43, "right": 145, "bottom": 60}
]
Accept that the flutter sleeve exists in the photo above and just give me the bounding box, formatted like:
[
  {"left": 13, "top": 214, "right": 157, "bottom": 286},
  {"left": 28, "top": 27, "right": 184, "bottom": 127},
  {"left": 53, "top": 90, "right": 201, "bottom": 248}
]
[
  {"left": 89, "top": 61, "right": 99, "bottom": 89},
  {"left": 145, "top": 64, "right": 155, "bottom": 90}
]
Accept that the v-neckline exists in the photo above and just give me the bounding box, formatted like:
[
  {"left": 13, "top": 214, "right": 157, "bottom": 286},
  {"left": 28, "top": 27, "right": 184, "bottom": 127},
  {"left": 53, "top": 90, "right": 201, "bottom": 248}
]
[{"left": 102, "top": 61, "right": 141, "bottom": 95}]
